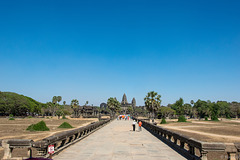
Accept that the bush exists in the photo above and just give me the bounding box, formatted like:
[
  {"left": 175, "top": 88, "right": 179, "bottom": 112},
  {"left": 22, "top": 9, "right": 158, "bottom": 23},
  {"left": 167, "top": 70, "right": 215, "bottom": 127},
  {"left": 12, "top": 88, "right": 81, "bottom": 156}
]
[
  {"left": 211, "top": 116, "right": 219, "bottom": 121},
  {"left": 178, "top": 115, "right": 187, "bottom": 122},
  {"left": 28, "top": 116, "right": 33, "bottom": 118},
  {"left": 9, "top": 114, "right": 13, "bottom": 118},
  {"left": 26, "top": 121, "right": 50, "bottom": 131},
  {"left": 58, "top": 122, "right": 73, "bottom": 128},
  {"left": 9, "top": 118, "right": 15, "bottom": 120},
  {"left": 205, "top": 116, "right": 208, "bottom": 121},
  {"left": 160, "top": 118, "right": 167, "bottom": 124}
]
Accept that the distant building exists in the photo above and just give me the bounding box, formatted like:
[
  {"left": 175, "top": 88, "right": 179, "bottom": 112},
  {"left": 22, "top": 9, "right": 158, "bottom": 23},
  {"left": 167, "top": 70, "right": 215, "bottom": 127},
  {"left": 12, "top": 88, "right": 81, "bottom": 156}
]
[{"left": 121, "top": 93, "right": 136, "bottom": 114}]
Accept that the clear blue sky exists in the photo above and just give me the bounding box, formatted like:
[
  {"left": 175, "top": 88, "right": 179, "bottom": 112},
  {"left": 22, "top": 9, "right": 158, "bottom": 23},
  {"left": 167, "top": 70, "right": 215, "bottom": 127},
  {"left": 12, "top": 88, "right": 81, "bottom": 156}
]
[{"left": 0, "top": 0, "right": 239, "bottom": 106}]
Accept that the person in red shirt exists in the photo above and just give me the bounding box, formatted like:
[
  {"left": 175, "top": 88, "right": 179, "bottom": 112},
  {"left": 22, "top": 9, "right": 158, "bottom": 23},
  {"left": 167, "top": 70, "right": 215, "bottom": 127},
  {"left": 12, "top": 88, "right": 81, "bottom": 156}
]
[{"left": 138, "top": 121, "right": 142, "bottom": 131}]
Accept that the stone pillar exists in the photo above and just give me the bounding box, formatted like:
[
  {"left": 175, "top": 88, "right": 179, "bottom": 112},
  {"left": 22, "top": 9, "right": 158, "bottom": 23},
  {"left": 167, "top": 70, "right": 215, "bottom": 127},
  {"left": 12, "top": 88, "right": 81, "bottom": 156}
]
[
  {"left": 228, "top": 152, "right": 236, "bottom": 160},
  {"left": 2, "top": 140, "right": 12, "bottom": 160},
  {"left": 200, "top": 150, "right": 208, "bottom": 160},
  {"left": 28, "top": 148, "right": 32, "bottom": 158}
]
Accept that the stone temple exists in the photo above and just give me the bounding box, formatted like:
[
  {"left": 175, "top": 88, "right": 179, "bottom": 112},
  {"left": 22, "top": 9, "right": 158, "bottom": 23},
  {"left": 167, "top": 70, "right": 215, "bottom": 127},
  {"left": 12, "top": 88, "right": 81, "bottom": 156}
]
[{"left": 121, "top": 93, "right": 136, "bottom": 113}]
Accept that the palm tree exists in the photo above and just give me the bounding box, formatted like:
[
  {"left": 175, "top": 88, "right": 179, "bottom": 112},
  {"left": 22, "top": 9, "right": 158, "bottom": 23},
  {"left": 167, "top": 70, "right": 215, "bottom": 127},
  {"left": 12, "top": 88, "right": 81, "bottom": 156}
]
[
  {"left": 71, "top": 99, "right": 79, "bottom": 118},
  {"left": 107, "top": 97, "right": 120, "bottom": 118},
  {"left": 144, "top": 91, "right": 162, "bottom": 123},
  {"left": 57, "top": 96, "right": 62, "bottom": 104},
  {"left": 63, "top": 101, "right": 66, "bottom": 106}
]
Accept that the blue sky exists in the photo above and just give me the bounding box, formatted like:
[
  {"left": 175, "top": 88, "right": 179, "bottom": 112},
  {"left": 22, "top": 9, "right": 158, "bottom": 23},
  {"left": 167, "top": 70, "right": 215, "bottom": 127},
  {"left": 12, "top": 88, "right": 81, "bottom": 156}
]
[{"left": 0, "top": 0, "right": 239, "bottom": 106}]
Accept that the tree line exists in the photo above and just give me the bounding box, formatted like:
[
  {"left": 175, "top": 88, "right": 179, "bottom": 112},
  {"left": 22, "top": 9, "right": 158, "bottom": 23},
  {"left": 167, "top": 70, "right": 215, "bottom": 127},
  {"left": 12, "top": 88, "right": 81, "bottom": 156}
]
[
  {"left": 143, "top": 91, "right": 240, "bottom": 121},
  {"left": 0, "top": 92, "right": 95, "bottom": 118}
]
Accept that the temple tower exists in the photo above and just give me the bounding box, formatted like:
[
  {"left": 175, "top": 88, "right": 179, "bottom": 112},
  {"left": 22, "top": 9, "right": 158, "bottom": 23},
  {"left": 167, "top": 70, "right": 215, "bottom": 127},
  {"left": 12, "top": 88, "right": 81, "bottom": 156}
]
[
  {"left": 132, "top": 98, "right": 136, "bottom": 109},
  {"left": 121, "top": 93, "right": 128, "bottom": 105}
]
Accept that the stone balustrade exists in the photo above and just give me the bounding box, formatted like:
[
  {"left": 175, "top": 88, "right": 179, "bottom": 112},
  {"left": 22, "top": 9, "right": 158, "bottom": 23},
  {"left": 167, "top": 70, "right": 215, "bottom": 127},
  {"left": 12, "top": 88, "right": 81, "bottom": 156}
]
[
  {"left": 133, "top": 117, "right": 240, "bottom": 160},
  {"left": 0, "top": 119, "right": 110, "bottom": 160}
]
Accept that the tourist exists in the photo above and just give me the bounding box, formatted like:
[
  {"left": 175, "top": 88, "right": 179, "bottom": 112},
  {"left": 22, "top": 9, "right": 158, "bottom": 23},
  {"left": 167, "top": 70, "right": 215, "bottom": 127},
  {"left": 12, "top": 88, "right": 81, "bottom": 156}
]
[
  {"left": 138, "top": 121, "right": 142, "bottom": 131},
  {"left": 132, "top": 120, "right": 136, "bottom": 131}
]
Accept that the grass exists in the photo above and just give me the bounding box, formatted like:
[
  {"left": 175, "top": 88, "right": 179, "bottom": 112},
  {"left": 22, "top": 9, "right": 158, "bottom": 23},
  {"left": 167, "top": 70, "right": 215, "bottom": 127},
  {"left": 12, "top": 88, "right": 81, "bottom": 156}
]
[
  {"left": 58, "top": 122, "right": 73, "bottom": 128},
  {"left": 9, "top": 118, "right": 15, "bottom": 120},
  {"left": 26, "top": 120, "right": 50, "bottom": 131}
]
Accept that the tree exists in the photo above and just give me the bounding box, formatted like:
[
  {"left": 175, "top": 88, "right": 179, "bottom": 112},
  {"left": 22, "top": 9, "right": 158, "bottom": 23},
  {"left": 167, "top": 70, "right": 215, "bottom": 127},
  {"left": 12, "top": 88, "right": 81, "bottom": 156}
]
[
  {"left": 190, "top": 100, "right": 194, "bottom": 106},
  {"left": 230, "top": 102, "right": 240, "bottom": 119},
  {"left": 127, "top": 106, "right": 133, "bottom": 115},
  {"left": 71, "top": 99, "right": 80, "bottom": 118},
  {"left": 158, "top": 107, "right": 175, "bottom": 118},
  {"left": 57, "top": 96, "right": 62, "bottom": 104},
  {"left": 107, "top": 97, "right": 120, "bottom": 118},
  {"left": 171, "top": 98, "right": 184, "bottom": 116},
  {"left": 46, "top": 102, "right": 54, "bottom": 116},
  {"left": 183, "top": 103, "right": 192, "bottom": 116},
  {"left": 193, "top": 99, "right": 210, "bottom": 118},
  {"left": 217, "top": 101, "right": 230, "bottom": 118},
  {"left": 209, "top": 102, "right": 220, "bottom": 121},
  {"left": 144, "top": 91, "right": 162, "bottom": 122}
]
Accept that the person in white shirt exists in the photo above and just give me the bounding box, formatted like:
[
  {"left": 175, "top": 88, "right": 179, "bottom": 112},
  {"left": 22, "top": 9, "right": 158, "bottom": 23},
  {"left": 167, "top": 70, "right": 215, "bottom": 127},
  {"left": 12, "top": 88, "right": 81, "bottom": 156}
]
[{"left": 132, "top": 120, "right": 136, "bottom": 131}]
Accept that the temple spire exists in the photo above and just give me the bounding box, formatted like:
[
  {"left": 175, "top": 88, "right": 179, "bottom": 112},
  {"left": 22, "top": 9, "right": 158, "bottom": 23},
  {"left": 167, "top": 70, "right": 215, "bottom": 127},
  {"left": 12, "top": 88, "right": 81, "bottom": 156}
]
[
  {"left": 132, "top": 98, "right": 136, "bottom": 108},
  {"left": 121, "top": 93, "right": 128, "bottom": 105}
]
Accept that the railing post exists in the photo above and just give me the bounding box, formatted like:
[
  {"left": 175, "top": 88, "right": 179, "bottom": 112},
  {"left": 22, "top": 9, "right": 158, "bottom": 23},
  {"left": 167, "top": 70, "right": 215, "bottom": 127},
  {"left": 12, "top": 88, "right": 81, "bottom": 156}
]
[
  {"left": 2, "top": 140, "right": 12, "bottom": 160},
  {"left": 200, "top": 150, "right": 208, "bottom": 160},
  {"left": 227, "top": 152, "right": 237, "bottom": 160},
  {"left": 28, "top": 148, "right": 32, "bottom": 158}
]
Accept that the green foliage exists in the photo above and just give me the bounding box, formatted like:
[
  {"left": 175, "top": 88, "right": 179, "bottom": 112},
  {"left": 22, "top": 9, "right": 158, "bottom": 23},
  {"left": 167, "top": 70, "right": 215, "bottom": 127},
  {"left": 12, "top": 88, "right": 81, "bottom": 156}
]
[
  {"left": 62, "top": 115, "right": 67, "bottom": 119},
  {"left": 160, "top": 118, "right": 167, "bottom": 124},
  {"left": 158, "top": 107, "right": 175, "bottom": 118},
  {"left": 205, "top": 116, "right": 208, "bottom": 121},
  {"left": 107, "top": 97, "right": 121, "bottom": 115},
  {"left": 127, "top": 106, "right": 133, "bottom": 114},
  {"left": 58, "top": 122, "right": 73, "bottom": 128},
  {"left": 211, "top": 115, "right": 219, "bottom": 121},
  {"left": 193, "top": 100, "right": 210, "bottom": 118},
  {"left": 171, "top": 98, "right": 185, "bottom": 116},
  {"left": 144, "top": 91, "right": 161, "bottom": 113},
  {"left": 9, "top": 117, "right": 15, "bottom": 120},
  {"left": 26, "top": 121, "right": 50, "bottom": 131},
  {"left": 178, "top": 115, "right": 187, "bottom": 122},
  {"left": 71, "top": 99, "right": 80, "bottom": 118},
  {"left": 28, "top": 116, "right": 33, "bottom": 118},
  {"left": 9, "top": 114, "right": 13, "bottom": 118}
]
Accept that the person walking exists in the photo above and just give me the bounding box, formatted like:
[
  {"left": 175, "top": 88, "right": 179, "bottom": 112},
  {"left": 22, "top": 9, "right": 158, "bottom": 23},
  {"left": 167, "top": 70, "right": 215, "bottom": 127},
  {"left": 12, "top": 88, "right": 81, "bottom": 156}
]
[
  {"left": 132, "top": 120, "right": 136, "bottom": 131},
  {"left": 138, "top": 121, "right": 142, "bottom": 131}
]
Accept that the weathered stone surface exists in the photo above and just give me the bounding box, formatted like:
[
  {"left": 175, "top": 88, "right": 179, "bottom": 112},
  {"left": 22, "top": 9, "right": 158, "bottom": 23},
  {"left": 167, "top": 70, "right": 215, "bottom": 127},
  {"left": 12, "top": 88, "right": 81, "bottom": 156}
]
[{"left": 54, "top": 120, "right": 186, "bottom": 160}]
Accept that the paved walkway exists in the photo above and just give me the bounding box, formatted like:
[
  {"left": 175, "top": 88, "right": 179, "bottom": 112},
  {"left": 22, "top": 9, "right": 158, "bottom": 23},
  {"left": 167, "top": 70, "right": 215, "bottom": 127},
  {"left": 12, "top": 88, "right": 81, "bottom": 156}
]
[{"left": 54, "top": 120, "right": 186, "bottom": 160}]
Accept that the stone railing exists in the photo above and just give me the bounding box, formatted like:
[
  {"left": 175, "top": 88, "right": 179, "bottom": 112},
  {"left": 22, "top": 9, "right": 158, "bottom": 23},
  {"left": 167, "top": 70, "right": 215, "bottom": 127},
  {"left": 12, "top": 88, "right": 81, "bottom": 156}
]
[
  {"left": 133, "top": 117, "right": 240, "bottom": 160},
  {"left": 0, "top": 119, "right": 110, "bottom": 160}
]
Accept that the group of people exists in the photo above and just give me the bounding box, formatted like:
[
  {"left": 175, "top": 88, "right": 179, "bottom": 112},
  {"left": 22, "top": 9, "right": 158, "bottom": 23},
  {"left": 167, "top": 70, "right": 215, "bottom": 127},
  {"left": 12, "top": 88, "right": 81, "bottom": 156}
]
[
  {"left": 132, "top": 120, "right": 142, "bottom": 132},
  {"left": 117, "top": 114, "right": 130, "bottom": 120}
]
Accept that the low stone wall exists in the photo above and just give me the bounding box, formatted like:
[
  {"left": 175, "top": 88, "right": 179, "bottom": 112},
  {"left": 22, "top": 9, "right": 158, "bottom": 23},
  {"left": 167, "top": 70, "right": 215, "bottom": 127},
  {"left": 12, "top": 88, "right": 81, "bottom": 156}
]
[
  {"left": 0, "top": 119, "right": 111, "bottom": 160},
  {"left": 133, "top": 117, "right": 240, "bottom": 160}
]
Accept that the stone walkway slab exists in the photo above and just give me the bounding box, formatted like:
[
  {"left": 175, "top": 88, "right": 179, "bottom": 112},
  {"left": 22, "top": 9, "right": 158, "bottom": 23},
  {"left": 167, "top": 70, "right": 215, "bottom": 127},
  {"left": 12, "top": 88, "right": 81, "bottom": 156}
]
[{"left": 54, "top": 120, "right": 186, "bottom": 160}]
